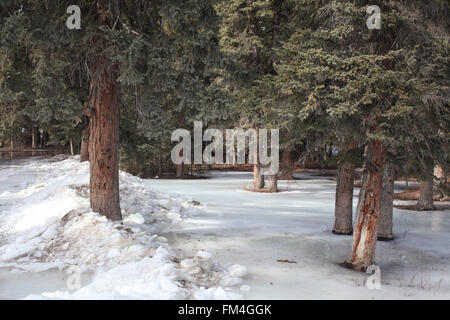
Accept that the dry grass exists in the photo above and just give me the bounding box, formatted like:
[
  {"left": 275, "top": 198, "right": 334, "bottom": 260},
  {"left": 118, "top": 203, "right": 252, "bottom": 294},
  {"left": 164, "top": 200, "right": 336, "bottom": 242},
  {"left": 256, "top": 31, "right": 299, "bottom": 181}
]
[{"left": 243, "top": 187, "right": 278, "bottom": 193}]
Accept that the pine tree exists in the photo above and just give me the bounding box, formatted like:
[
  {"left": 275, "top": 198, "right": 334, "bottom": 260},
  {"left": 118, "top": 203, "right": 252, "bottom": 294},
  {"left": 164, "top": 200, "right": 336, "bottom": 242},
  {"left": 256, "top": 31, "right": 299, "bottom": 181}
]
[
  {"left": 266, "top": 0, "right": 449, "bottom": 269},
  {"left": 217, "top": 0, "right": 291, "bottom": 191}
]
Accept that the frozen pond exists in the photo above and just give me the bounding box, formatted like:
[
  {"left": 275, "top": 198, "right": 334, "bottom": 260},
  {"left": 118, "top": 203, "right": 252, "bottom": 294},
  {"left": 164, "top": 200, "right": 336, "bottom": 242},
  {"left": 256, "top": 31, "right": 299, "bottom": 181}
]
[{"left": 145, "top": 171, "right": 450, "bottom": 299}]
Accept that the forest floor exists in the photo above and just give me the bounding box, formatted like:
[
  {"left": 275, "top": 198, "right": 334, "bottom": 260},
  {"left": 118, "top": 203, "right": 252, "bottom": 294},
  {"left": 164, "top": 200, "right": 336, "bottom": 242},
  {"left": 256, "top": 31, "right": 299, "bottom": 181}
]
[{"left": 0, "top": 157, "right": 449, "bottom": 299}]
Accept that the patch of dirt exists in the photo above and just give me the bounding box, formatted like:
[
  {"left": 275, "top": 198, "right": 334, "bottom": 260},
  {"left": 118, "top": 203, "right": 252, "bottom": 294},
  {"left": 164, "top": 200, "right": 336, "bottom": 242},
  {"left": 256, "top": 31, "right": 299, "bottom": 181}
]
[
  {"left": 312, "top": 170, "right": 338, "bottom": 177},
  {"left": 393, "top": 187, "right": 447, "bottom": 201},
  {"left": 210, "top": 164, "right": 254, "bottom": 172},
  {"left": 394, "top": 203, "right": 450, "bottom": 211},
  {"left": 280, "top": 176, "right": 310, "bottom": 181},
  {"left": 149, "top": 174, "right": 209, "bottom": 180},
  {"left": 277, "top": 259, "right": 297, "bottom": 264},
  {"left": 243, "top": 187, "right": 278, "bottom": 193}
]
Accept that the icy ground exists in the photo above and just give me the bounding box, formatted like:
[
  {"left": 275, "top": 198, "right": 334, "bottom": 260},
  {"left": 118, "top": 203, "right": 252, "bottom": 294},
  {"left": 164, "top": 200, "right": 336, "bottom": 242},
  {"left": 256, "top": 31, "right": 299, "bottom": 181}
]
[
  {"left": 0, "top": 158, "right": 449, "bottom": 299},
  {"left": 0, "top": 157, "right": 247, "bottom": 299},
  {"left": 147, "top": 171, "right": 450, "bottom": 299}
]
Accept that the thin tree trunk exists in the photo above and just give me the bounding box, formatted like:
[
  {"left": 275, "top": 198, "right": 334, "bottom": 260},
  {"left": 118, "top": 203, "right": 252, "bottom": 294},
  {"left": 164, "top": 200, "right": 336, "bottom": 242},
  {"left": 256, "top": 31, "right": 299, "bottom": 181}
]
[
  {"left": 417, "top": 178, "right": 435, "bottom": 210},
  {"left": 253, "top": 128, "right": 265, "bottom": 190},
  {"left": 41, "top": 132, "right": 47, "bottom": 149},
  {"left": 158, "top": 153, "right": 163, "bottom": 177},
  {"left": 328, "top": 143, "right": 333, "bottom": 158},
  {"left": 88, "top": 2, "right": 121, "bottom": 221},
  {"left": 256, "top": 1, "right": 284, "bottom": 193},
  {"left": 253, "top": 164, "right": 264, "bottom": 190},
  {"left": 70, "top": 139, "right": 75, "bottom": 156},
  {"left": 80, "top": 127, "right": 90, "bottom": 162},
  {"left": 31, "top": 124, "right": 37, "bottom": 149},
  {"left": 267, "top": 175, "right": 278, "bottom": 192},
  {"left": 378, "top": 161, "right": 394, "bottom": 241},
  {"left": 176, "top": 163, "right": 184, "bottom": 178},
  {"left": 345, "top": 140, "right": 386, "bottom": 271},
  {"left": 280, "top": 149, "right": 295, "bottom": 180},
  {"left": 333, "top": 162, "right": 355, "bottom": 235},
  {"left": 176, "top": 146, "right": 185, "bottom": 178}
]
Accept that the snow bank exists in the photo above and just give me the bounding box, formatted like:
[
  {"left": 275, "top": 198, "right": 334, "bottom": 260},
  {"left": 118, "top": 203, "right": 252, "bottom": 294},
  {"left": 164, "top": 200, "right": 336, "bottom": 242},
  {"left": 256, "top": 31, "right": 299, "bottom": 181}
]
[{"left": 0, "top": 157, "right": 247, "bottom": 299}]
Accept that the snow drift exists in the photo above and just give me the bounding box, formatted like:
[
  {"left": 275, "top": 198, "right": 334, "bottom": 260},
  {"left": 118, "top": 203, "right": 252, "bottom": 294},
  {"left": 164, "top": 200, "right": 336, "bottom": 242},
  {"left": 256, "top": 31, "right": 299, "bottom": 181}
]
[{"left": 0, "top": 156, "right": 247, "bottom": 299}]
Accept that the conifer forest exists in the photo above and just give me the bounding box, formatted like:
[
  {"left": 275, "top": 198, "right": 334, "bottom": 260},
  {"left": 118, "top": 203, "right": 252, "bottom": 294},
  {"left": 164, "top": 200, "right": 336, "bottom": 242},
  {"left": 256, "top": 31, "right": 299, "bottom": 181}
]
[{"left": 0, "top": 0, "right": 449, "bottom": 302}]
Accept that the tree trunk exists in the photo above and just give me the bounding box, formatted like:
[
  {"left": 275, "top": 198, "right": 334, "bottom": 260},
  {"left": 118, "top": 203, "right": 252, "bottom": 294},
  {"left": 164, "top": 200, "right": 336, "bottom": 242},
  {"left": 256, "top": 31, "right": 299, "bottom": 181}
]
[
  {"left": 378, "top": 161, "right": 394, "bottom": 241},
  {"left": 345, "top": 140, "right": 386, "bottom": 271},
  {"left": 327, "top": 143, "right": 333, "bottom": 159},
  {"left": 88, "top": 3, "right": 121, "bottom": 221},
  {"left": 417, "top": 178, "right": 435, "bottom": 210},
  {"left": 176, "top": 163, "right": 184, "bottom": 178},
  {"left": 434, "top": 165, "right": 446, "bottom": 184},
  {"left": 253, "top": 129, "right": 265, "bottom": 190},
  {"left": 333, "top": 162, "right": 355, "bottom": 235},
  {"left": 434, "top": 165, "right": 449, "bottom": 200},
  {"left": 280, "top": 149, "right": 295, "bottom": 180},
  {"left": 70, "top": 139, "right": 75, "bottom": 156},
  {"left": 80, "top": 127, "right": 90, "bottom": 162},
  {"left": 31, "top": 124, "right": 38, "bottom": 149},
  {"left": 158, "top": 153, "right": 163, "bottom": 177},
  {"left": 41, "top": 132, "right": 47, "bottom": 149},
  {"left": 253, "top": 164, "right": 265, "bottom": 190},
  {"left": 267, "top": 175, "right": 278, "bottom": 192}
]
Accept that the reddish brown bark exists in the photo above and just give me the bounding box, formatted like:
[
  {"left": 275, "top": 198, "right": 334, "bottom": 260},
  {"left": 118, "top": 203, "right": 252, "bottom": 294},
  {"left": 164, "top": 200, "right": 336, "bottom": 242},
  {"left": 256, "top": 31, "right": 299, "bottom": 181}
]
[
  {"left": 253, "top": 164, "right": 265, "bottom": 190},
  {"left": 267, "top": 175, "right": 278, "bottom": 192},
  {"left": 416, "top": 162, "right": 435, "bottom": 210},
  {"left": 176, "top": 163, "right": 185, "bottom": 178},
  {"left": 80, "top": 127, "right": 90, "bottom": 162},
  {"left": 280, "top": 149, "right": 295, "bottom": 180},
  {"left": 345, "top": 140, "right": 386, "bottom": 271},
  {"left": 31, "top": 123, "right": 38, "bottom": 149},
  {"left": 88, "top": 3, "right": 121, "bottom": 221},
  {"left": 333, "top": 162, "right": 355, "bottom": 235},
  {"left": 417, "top": 179, "right": 435, "bottom": 210}
]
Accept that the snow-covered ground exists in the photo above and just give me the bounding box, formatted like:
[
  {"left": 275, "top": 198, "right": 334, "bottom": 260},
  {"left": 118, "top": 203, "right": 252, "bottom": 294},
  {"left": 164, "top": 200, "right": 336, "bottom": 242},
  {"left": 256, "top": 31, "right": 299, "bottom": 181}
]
[
  {"left": 0, "top": 157, "right": 449, "bottom": 299},
  {"left": 0, "top": 157, "right": 246, "bottom": 300}
]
